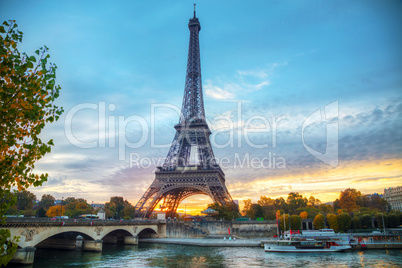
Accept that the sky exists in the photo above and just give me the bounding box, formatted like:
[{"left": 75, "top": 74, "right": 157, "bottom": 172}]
[{"left": 1, "top": 0, "right": 401, "bottom": 214}]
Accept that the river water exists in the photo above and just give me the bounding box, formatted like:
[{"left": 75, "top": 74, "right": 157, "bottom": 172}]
[{"left": 27, "top": 243, "right": 402, "bottom": 267}]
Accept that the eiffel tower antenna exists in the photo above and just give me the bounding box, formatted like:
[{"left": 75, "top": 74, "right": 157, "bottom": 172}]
[{"left": 135, "top": 8, "right": 235, "bottom": 219}]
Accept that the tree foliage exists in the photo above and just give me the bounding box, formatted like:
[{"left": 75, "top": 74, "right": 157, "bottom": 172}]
[
  {"left": 0, "top": 20, "right": 63, "bottom": 198},
  {"left": 258, "top": 196, "right": 276, "bottom": 220},
  {"left": 337, "top": 212, "right": 351, "bottom": 233},
  {"left": 300, "top": 211, "right": 308, "bottom": 219},
  {"left": 313, "top": 214, "right": 325, "bottom": 230},
  {"left": 326, "top": 213, "right": 338, "bottom": 231},
  {"left": 0, "top": 20, "right": 62, "bottom": 265},
  {"left": 286, "top": 192, "right": 307, "bottom": 214},
  {"left": 62, "top": 197, "right": 93, "bottom": 218},
  {"left": 238, "top": 188, "right": 392, "bottom": 232},
  {"left": 318, "top": 204, "right": 334, "bottom": 215},
  {"left": 243, "top": 199, "right": 252, "bottom": 215},
  {"left": 289, "top": 215, "right": 301, "bottom": 230},
  {"left": 16, "top": 190, "right": 36, "bottom": 211},
  {"left": 251, "top": 204, "right": 264, "bottom": 219},
  {"left": 352, "top": 216, "right": 362, "bottom": 230},
  {"left": 339, "top": 188, "right": 362, "bottom": 213},
  {"left": 39, "top": 194, "right": 55, "bottom": 210},
  {"left": 46, "top": 205, "right": 65, "bottom": 218},
  {"left": 207, "top": 202, "right": 240, "bottom": 220},
  {"left": 105, "top": 196, "right": 134, "bottom": 219},
  {"left": 360, "top": 214, "right": 372, "bottom": 229}
]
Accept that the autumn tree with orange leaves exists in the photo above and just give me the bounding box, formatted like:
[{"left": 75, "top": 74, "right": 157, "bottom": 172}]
[
  {"left": 0, "top": 20, "right": 63, "bottom": 265},
  {"left": 45, "top": 205, "right": 65, "bottom": 218}
]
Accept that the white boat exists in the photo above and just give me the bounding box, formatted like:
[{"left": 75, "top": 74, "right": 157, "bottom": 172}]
[{"left": 264, "top": 239, "right": 351, "bottom": 253}]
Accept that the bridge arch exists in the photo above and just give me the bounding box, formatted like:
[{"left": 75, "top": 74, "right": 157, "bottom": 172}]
[
  {"left": 7, "top": 220, "right": 164, "bottom": 248},
  {"left": 23, "top": 227, "right": 97, "bottom": 248},
  {"left": 137, "top": 227, "right": 158, "bottom": 238}
]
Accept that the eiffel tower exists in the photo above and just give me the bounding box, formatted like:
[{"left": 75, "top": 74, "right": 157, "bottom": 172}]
[{"left": 134, "top": 7, "right": 235, "bottom": 218}]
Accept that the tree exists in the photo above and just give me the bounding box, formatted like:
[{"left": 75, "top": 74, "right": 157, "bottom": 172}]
[
  {"left": 258, "top": 196, "right": 276, "bottom": 220},
  {"left": 37, "top": 207, "right": 46, "bottom": 217},
  {"left": 251, "top": 204, "right": 264, "bottom": 219},
  {"left": 387, "top": 213, "right": 400, "bottom": 228},
  {"left": 363, "top": 195, "right": 388, "bottom": 212},
  {"left": 352, "top": 216, "right": 362, "bottom": 230},
  {"left": 64, "top": 201, "right": 93, "bottom": 218},
  {"left": 300, "top": 211, "right": 308, "bottom": 219},
  {"left": 360, "top": 214, "right": 372, "bottom": 229},
  {"left": 289, "top": 215, "right": 302, "bottom": 230},
  {"left": 326, "top": 213, "right": 338, "bottom": 231},
  {"left": 337, "top": 212, "right": 352, "bottom": 233},
  {"left": 39, "top": 194, "right": 55, "bottom": 210},
  {"left": 46, "top": 205, "right": 65, "bottom": 218},
  {"left": 318, "top": 204, "right": 334, "bottom": 215},
  {"left": 333, "top": 199, "right": 340, "bottom": 211},
  {"left": 16, "top": 190, "right": 36, "bottom": 211},
  {"left": 339, "top": 188, "right": 362, "bottom": 213},
  {"left": 296, "top": 206, "right": 320, "bottom": 219},
  {"left": 308, "top": 196, "right": 321, "bottom": 207},
  {"left": 206, "top": 203, "right": 240, "bottom": 220},
  {"left": 75, "top": 202, "right": 89, "bottom": 210},
  {"left": 313, "top": 214, "right": 325, "bottom": 230},
  {"left": 123, "top": 206, "right": 135, "bottom": 219},
  {"left": 105, "top": 196, "right": 133, "bottom": 219},
  {"left": 286, "top": 192, "right": 307, "bottom": 214},
  {"left": 0, "top": 20, "right": 63, "bottom": 266},
  {"left": 274, "top": 197, "right": 288, "bottom": 212},
  {"left": 243, "top": 199, "right": 252, "bottom": 216}
]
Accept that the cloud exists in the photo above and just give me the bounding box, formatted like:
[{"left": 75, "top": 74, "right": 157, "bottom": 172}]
[
  {"left": 237, "top": 69, "right": 269, "bottom": 79},
  {"left": 204, "top": 63, "right": 286, "bottom": 100},
  {"left": 204, "top": 82, "right": 235, "bottom": 100}
]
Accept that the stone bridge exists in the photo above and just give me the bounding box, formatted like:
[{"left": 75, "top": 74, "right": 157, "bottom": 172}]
[{"left": 4, "top": 218, "right": 166, "bottom": 264}]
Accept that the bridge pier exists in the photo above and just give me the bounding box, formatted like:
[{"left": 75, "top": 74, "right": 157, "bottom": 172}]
[
  {"left": 124, "top": 235, "right": 138, "bottom": 245},
  {"left": 76, "top": 235, "right": 84, "bottom": 249},
  {"left": 102, "top": 235, "right": 118, "bottom": 244},
  {"left": 83, "top": 240, "right": 103, "bottom": 252},
  {"left": 158, "top": 222, "right": 167, "bottom": 238},
  {"left": 10, "top": 246, "right": 36, "bottom": 265}
]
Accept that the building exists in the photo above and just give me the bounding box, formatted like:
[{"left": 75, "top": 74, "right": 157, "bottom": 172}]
[{"left": 384, "top": 186, "right": 402, "bottom": 212}]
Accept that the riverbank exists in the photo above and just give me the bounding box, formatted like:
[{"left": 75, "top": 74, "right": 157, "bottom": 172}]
[{"left": 140, "top": 237, "right": 265, "bottom": 247}]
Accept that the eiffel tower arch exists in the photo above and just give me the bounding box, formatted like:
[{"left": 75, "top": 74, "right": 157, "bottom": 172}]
[{"left": 135, "top": 7, "right": 235, "bottom": 218}]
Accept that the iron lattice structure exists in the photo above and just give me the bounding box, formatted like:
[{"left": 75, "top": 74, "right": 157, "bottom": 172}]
[{"left": 134, "top": 10, "right": 235, "bottom": 218}]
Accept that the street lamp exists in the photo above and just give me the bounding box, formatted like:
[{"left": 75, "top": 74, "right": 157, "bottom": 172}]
[
  {"left": 185, "top": 205, "right": 186, "bottom": 217},
  {"left": 91, "top": 201, "right": 93, "bottom": 219},
  {"left": 381, "top": 213, "right": 386, "bottom": 233}
]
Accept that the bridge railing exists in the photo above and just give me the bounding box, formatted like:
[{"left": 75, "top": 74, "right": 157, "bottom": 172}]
[{"left": 3, "top": 217, "right": 158, "bottom": 227}]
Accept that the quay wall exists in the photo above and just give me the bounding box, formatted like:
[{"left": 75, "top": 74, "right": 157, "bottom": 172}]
[{"left": 166, "top": 221, "right": 277, "bottom": 238}]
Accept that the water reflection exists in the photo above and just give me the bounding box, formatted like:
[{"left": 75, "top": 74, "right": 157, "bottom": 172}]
[{"left": 21, "top": 244, "right": 402, "bottom": 268}]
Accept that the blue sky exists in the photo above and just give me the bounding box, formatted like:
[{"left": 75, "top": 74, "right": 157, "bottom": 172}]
[{"left": 1, "top": 0, "right": 401, "bottom": 212}]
